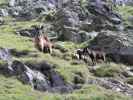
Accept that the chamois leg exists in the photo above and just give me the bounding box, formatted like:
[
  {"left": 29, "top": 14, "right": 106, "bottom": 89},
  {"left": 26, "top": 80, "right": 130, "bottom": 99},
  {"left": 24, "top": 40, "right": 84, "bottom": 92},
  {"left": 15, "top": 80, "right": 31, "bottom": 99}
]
[
  {"left": 92, "top": 58, "right": 96, "bottom": 66},
  {"left": 49, "top": 47, "right": 52, "bottom": 54},
  {"left": 43, "top": 47, "right": 48, "bottom": 53},
  {"left": 89, "top": 55, "right": 96, "bottom": 66},
  {"left": 103, "top": 54, "right": 106, "bottom": 62}
]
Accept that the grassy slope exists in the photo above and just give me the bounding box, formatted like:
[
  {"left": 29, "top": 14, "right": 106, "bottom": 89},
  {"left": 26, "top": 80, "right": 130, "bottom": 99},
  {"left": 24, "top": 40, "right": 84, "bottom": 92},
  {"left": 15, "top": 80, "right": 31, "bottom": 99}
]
[
  {"left": 0, "top": 74, "right": 132, "bottom": 100},
  {"left": 0, "top": 0, "right": 8, "bottom": 4},
  {"left": 0, "top": 1, "right": 132, "bottom": 99},
  {"left": 0, "top": 18, "right": 132, "bottom": 100},
  {"left": 116, "top": 6, "right": 133, "bottom": 27}
]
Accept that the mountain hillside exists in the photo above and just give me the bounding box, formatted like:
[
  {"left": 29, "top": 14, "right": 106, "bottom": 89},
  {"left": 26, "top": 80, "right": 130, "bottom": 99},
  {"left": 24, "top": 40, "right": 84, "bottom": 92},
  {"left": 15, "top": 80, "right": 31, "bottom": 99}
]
[{"left": 0, "top": 0, "right": 133, "bottom": 100}]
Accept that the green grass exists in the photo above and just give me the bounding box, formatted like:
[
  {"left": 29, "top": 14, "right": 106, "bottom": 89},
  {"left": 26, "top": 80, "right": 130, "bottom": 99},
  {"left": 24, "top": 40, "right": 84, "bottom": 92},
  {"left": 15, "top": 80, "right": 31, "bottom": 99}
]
[
  {"left": 0, "top": 0, "right": 8, "bottom": 8},
  {"left": 94, "top": 63, "right": 124, "bottom": 77},
  {"left": 0, "top": 0, "right": 8, "bottom": 4},
  {"left": 117, "top": 6, "right": 133, "bottom": 20},
  {"left": 0, "top": 18, "right": 41, "bottom": 51},
  {"left": 116, "top": 6, "right": 133, "bottom": 27},
  {"left": 0, "top": 33, "right": 34, "bottom": 51}
]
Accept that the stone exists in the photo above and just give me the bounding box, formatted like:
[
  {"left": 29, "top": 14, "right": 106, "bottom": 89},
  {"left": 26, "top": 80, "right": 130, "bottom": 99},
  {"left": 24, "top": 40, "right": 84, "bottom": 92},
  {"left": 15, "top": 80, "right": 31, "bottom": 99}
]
[
  {"left": 0, "top": 48, "right": 12, "bottom": 63},
  {"left": 9, "top": 0, "right": 16, "bottom": 7},
  {"left": 86, "top": 0, "right": 122, "bottom": 25},
  {"left": 5, "top": 60, "right": 73, "bottom": 93},
  {"left": 8, "top": 60, "right": 50, "bottom": 91},
  {"left": 53, "top": 0, "right": 123, "bottom": 43},
  {"left": 89, "top": 31, "right": 133, "bottom": 64},
  {"left": 16, "top": 25, "right": 41, "bottom": 37},
  {"left": 8, "top": 0, "right": 57, "bottom": 19},
  {"left": 0, "top": 9, "right": 8, "bottom": 17},
  {"left": 88, "top": 78, "right": 133, "bottom": 96}
]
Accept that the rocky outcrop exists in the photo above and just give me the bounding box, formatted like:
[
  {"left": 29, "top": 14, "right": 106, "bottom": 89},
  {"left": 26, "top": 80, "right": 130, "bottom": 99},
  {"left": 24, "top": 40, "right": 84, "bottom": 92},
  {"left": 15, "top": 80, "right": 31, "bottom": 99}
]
[
  {"left": 0, "top": 0, "right": 122, "bottom": 43},
  {"left": 89, "top": 31, "right": 133, "bottom": 64},
  {"left": 53, "top": 0, "right": 122, "bottom": 43},
  {"left": 0, "top": 9, "right": 8, "bottom": 17},
  {"left": 16, "top": 23, "right": 56, "bottom": 38},
  {"left": 0, "top": 47, "right": 12, "bottom": 63},
  {"left": 8, "top": 0, "right": 57, "bottom": 19},
  {"left": 54, "top": 2, "right": 98, "bottom": 43},
  {"left": 113, "top": 0, "right": 133, "bottom": 6},
  {"left": 88, "top": 78, "right": 133, "bottom": 96},
  {"left": 87, "top": 0, "right": 122, "bottom": 24},
  {"left": 54, "top": 7, "right": 80, "bottom": 42},
  {"left": 9, "top": 60, "right": 51, "bottom": 91},
  {"left": 0, "top": 47, "right": 73, "bottom": 93},
  {"left": 9, "top": 60, "right": 73, "bottom": 93}
]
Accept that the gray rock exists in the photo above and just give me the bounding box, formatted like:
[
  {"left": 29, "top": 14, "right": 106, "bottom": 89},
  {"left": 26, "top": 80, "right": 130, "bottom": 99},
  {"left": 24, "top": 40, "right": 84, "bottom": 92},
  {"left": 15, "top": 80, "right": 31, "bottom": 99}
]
[
  {"left": 8, "top": 60, "right": 50, "bottom": 91},
  {"left": 4, "top": 59, "right": 73, "bottom": 93},
  {"left": 8, "top": 0, "right": 57, "bottom": 19},
  {"left": 113, "top": 0, "right": 133, "bottom": 6},
  {"left": 16, "top": 28, "right": 39, "bottom": 37},
  {"left": 53, "top": 0, "right": 123, "bottom": 43},
  {"left": 88, "top": 78, "right": 133, "bottom": 96},
  {"left": 9, "top": 0, "right": 16, "bottom": 7},
  {"left": 89, "top": 31, "right": 133, "bottom": 64},
  {"left": 0, "top": 48, "right": 12, "bottom": 63},
  {"left": 128, "top": 16, "right": 133, "bottom": 24},
  {"left": 54, "top": 8, "right": 78, "bottom": 41},
  {"left": 49, "top": 85, "right": 73, "bottom": 93},
  {"left": 87, "top": 0, "right": 122, "bottom": 25},
  {"left": 0, "top": 9, "right": 8, "bottom": 17}
]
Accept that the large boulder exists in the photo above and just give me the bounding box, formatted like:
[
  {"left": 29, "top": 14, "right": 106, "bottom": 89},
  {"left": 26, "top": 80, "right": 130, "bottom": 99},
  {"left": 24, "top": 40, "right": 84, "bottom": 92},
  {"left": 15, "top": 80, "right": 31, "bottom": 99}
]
[
  {"left": 4, "top": 59, "right": 73, "bottom": 93},
  {"left": 8, "top": 0, "right": 57, "bottom": 19},
  {"left": 53, "top": 2, "right": 99, "bottom": 43},
  {"left": 54, "top": 7, "right": 80, "bottom": 42},
  {"left": 53, "top": 0, "right": 123, "bottom": 43},
  {"left": 26, "top": 61, "right": 73, "bottom": 93},
  {"left": 0, "top": 9, "right": 8, "bottom": 17},
  {"left": 8, "top": 60, "right": 51, "bottom": 91},
  {"left": 86, "top": 0, "right": 122, "bottom": 25},
  {"left": 89, "top": 31, "right": 133, "bottom": 64}
]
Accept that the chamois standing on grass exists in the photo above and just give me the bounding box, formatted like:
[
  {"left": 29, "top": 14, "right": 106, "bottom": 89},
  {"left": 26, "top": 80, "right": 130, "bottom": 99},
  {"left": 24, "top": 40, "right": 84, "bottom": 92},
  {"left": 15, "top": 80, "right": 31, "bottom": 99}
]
[
  {"left": 33, "top": 34, "right": 53, "bottom": 54},
  {"left": 76, "top": 47, "right": 106, "bottom": 65}
]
